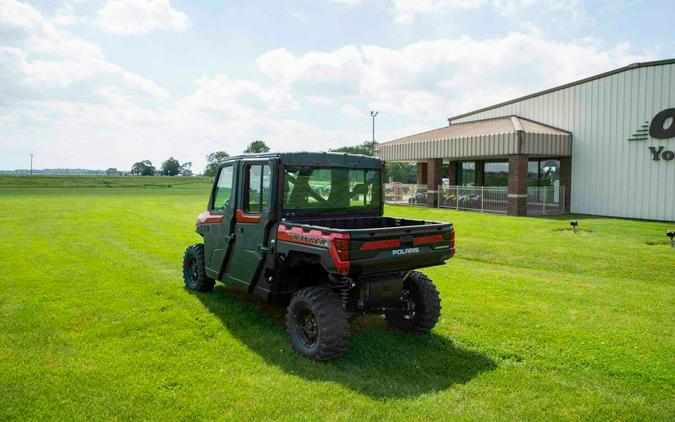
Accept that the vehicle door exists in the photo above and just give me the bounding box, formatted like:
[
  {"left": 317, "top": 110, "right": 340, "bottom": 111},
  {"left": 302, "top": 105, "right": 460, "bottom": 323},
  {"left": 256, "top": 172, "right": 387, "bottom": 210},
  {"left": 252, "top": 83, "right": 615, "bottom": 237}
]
[
  {"left": 224, "top": 160, "right": 274, "bottom": 288},
  {"left": 204, "top": 163, "right": 237, "bottom": 279}
]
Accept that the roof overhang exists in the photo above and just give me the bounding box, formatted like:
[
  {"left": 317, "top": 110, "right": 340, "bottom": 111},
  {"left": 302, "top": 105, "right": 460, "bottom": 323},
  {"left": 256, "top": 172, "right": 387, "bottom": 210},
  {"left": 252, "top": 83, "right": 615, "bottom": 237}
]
[{"left": 376, "top": 116, "right": 571, "bottom": 162}]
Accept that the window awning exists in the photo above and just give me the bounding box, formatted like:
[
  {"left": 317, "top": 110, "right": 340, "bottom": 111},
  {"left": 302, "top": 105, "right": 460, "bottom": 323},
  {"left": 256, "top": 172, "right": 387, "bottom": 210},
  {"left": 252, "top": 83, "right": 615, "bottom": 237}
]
[{"left": 376, "top": 116, "right": 572, "bottom": 162}]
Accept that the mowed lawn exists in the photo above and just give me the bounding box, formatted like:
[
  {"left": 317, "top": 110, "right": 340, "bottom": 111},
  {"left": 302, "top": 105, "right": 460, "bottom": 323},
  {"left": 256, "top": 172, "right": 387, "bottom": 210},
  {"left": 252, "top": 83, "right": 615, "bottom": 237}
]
[{"left": 0, "top": 176, "right": 673, "bottom": 420}]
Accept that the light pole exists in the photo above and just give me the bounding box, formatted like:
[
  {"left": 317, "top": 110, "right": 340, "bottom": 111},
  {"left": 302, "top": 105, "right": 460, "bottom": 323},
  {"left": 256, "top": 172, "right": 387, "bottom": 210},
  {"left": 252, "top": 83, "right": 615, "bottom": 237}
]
[
  {"left": 370, "top": 110, "right": 379, "bottom": 144},
  {"left": 30, "top": 154, "right": 34, "bottom": 175}
]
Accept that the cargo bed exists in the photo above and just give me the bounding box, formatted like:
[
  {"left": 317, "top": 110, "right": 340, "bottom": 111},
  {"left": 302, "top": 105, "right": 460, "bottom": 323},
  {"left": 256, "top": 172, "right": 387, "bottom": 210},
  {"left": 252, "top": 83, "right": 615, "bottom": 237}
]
[{"left": 281, "top": 216, "right": 454, "bottom": 274}]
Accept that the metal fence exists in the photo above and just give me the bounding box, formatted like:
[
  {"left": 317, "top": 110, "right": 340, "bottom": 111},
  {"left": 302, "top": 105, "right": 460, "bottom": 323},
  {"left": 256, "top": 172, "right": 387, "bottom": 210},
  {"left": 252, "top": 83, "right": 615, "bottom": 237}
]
[
  {"left": 384, "top": 183, "right": 566, "bottom": 216},
  {"left": 526, "top": 186, "right": 565, "bottom": 215},
  {"left": 383, "top": 183, "right": 428, "bottom": 207},
  {"left": 439, "top": 185, "right": 509, "bottom": 214}
]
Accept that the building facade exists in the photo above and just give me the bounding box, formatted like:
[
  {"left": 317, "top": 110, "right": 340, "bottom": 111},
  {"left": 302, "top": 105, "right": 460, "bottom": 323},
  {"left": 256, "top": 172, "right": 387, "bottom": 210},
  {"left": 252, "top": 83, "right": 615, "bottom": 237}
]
[{"left": 377, "top": 59, "right": 675, "bottom": 221}]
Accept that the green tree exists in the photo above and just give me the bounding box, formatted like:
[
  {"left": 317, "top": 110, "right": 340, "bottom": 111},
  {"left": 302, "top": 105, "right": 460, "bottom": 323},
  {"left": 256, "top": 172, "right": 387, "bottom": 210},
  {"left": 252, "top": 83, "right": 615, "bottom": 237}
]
[
  {"left": 384, "top": 162, "right": 417, "bottom": 183},
  {"left": 244, "top": 140, "right": 270, "bottom": 154},
  {"left": 161, "top": 157, "right": 181, "bottom": 176},
  {"left": 204, "top": 151, "right": 230, "bottom": 177},
  {"left": 330, "top": 140, "right": 376, "bottom": 156},
  {"left": 331, "top": 141, "right": 415, "bottom": 183},
  {"left": 131, "top": 160, "right": 155, "bottom": 176},
  {"left": 180, "top": 162, "right": 192, "bottom": 176}
]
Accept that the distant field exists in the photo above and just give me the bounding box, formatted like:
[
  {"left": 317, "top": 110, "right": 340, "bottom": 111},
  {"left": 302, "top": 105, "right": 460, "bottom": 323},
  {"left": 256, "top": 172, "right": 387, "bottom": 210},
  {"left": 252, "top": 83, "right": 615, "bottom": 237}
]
[
  {"left": 0, "top": 174, "right": 213, "bottom": 188},
  {"left": 0, "top": 176, "right": 673, "bottom": 420}
]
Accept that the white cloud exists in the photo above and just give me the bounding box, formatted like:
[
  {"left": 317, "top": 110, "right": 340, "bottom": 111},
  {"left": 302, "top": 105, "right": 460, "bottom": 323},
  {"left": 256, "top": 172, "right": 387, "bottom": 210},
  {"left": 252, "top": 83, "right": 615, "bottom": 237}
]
[
  {"left": 256, "top": 31, "right": 654, "bottom": 123},
  {"left": 330, "top": 0, "right": 365, "bottom": 5},
  {"left": 329, "top": 0, "right": 486, "bottom": 23},
  {"left": 179, "top": 73, "right": 297, "bottom": 118},
  {"left": 0, "top": 95, "right": 363, "bottom": 171},
  {"left": 0, "top": 0, "right": 168, "bottom": 98},
  {"left": 341, "top": 104, "right": 365, "bottom": 119},
  {"left": 0, "top": 1, "right": 659, "bottom": 172},
  {"left": 391, "top": 0, "right": 484, "bottom": 23},
  {"left": 257, "top": 46, "right": 363, "bottom": 94},
  {"left": 96, "top": 0, "right": 190, "bottom": 36},
  {"left": 306, "top": 95, "right": 334, "bottom": 106},
  {"left": 493, "top": 0, "right": 592, "bottom": 27},
  {"left": 328, "top": 0, "right": 589, "bottom": 25}
]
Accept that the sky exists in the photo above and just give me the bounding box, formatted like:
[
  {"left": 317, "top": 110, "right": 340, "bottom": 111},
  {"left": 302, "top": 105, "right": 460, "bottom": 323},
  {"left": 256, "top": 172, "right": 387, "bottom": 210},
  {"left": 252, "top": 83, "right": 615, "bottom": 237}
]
[{"left": 0, "top": 0, "right": 673, "bottom": 172}]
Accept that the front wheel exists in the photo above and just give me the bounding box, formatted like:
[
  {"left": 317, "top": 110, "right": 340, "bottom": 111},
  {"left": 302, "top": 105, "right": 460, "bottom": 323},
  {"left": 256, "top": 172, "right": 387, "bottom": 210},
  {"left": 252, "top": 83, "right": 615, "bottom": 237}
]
[
  {"left": 182, "top": 244, "right": 215, "bottom": 292},
  {"left": 286, "top": 287, "right": 350, "bottom": 361},
  {"left": 385, "top": 272, "right": 441, "bottom": 333}
]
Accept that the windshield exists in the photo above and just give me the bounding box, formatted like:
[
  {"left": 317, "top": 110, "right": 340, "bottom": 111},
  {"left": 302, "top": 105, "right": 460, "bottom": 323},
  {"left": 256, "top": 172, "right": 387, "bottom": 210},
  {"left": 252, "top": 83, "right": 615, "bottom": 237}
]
[{"left": 283, "top": 166, "right": 381, "bottom": 211}]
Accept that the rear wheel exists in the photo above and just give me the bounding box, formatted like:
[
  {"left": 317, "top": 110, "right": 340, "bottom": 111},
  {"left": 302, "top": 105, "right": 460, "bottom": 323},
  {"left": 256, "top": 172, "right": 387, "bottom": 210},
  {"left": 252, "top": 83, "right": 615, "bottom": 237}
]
[
  {"left": 385, "top": 271, "right": 441, "bottom": 333},
  {"left": 286, "top": 287, "right": 350, "bottom": 361},
  {"left": 182, "top": 244, "right": 215, "bottom": 292}
]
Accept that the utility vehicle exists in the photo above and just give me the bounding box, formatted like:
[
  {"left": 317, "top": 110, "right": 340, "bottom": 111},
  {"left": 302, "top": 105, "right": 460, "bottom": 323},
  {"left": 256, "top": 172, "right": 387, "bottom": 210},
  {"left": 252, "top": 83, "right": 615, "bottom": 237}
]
[{"left": 183, "top": 152, "right": 454, "bottom": 361}]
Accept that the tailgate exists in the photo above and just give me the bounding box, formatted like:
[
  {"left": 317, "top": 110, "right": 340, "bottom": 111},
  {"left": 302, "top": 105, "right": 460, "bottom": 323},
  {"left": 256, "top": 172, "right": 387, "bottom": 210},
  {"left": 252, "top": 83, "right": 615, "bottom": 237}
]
[{"left": 348, "top": 220, "right": 454, "bottom": 274}]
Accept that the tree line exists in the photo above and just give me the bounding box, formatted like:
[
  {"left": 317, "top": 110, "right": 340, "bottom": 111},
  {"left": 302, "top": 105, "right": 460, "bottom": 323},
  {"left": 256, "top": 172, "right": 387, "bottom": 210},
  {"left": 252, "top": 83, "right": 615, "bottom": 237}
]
[
  {"left": 205, "top": 139, "right": 414, "bottom": 182},
  {"left": 130, "top": 158, "right": 192, "bottom": 176},
  {"left": 129, "top": 139, "right": 415, "bottom": 182},
  {"left": 130, "top": 140, "right": 270, "bottom": 177}
]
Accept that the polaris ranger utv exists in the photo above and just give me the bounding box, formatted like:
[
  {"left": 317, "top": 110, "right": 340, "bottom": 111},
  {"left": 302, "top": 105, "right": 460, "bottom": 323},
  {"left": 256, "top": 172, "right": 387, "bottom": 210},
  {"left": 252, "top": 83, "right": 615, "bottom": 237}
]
[{"left": 183, "top": 152, "right": 454, "bottom": 361}]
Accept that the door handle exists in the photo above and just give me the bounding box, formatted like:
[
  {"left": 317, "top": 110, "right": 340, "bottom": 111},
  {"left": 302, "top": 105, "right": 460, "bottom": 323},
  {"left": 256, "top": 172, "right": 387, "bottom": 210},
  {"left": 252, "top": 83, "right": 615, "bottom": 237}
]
[{"left": 257, "top": 244, "right": 270, "bottom": 253}]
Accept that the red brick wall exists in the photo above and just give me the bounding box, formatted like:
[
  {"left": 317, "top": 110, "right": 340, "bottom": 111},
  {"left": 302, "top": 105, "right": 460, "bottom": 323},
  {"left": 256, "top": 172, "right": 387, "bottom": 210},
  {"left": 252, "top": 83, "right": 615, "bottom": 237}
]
[
  {"left": 427, "top": 158, "right": 442, "bottom": 207},
  {"left": 416, "top": 162, "right": 427, "bottom": 185},
  {"left": 447, "top": 162, "right": 457, "bottom": 185},
  {"left": 508, "top": 155, "right": 528, "bottom": 216}
]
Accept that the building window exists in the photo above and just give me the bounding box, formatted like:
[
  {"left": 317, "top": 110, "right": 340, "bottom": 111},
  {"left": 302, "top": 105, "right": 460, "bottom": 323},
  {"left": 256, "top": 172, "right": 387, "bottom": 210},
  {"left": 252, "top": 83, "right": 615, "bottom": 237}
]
[
  {"left": 528, "top": 159, "right": 561, "bottom": 202},
  {"left": 539, "top": 159, "right": 560, "bottom": 187},
  {"left": 484, "top": 161, "right": 509, "bottom": 186},
  {"left": 456, "top": 161, "right": 475, "bottom": 186},
  {"left": 527, "top": 159, "right": 560, "bottom": 187}
]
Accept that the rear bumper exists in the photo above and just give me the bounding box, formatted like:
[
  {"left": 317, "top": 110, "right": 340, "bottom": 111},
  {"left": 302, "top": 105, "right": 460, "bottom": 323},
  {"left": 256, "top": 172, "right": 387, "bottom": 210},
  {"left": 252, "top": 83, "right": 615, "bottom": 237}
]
[{"left": 348, "top": 247, "right": 451, "bottom": 275}]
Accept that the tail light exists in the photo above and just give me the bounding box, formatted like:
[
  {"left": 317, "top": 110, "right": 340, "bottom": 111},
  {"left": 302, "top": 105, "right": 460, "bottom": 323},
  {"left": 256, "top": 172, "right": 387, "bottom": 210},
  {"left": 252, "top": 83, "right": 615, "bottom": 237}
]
[
  {"left": 449, "top": 229, "right": 456, "bottom": 257},
  {"left": 331, "top": 237, "right": 350, "bottom": 261}
]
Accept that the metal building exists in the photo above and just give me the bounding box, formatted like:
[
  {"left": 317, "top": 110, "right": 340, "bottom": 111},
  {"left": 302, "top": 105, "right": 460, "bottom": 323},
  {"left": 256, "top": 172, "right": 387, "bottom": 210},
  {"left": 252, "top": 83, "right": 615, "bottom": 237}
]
[{"left": 376, "top": 59, "right": 675, "bottom": 221}]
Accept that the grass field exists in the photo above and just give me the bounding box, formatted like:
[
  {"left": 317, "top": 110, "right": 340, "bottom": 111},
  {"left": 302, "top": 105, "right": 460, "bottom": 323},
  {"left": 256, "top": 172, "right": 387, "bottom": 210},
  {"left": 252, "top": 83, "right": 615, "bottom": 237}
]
[{"left": 0, "top": 176, "right": 673, "bottom": 420}]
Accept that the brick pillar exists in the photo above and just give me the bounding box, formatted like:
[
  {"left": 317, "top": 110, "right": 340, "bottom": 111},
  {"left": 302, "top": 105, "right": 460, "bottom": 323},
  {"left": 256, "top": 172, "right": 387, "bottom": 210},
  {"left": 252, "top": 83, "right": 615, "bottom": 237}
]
[
  {"left": 427, "top": 158, "right": 442, "bottom": 207},
  {"left": 475, "top": 160, "right": 485, "bottom": 186},
  {"left": 507, "top": 155, "right": 528, "bottom": 216},
  {"left": 416, "top": 162, "right": 427, "bottom": 185},
  {"left": 560, "top": 157, "right": 572, "bottom": 212},
  {"left": 447, "top": 161, "right": 458, "bottom": 185}
]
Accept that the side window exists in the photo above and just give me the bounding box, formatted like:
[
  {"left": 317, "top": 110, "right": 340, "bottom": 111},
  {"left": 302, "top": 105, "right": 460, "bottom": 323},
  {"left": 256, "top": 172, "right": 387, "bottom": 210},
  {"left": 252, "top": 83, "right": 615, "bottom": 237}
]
[
  {"left": 244, "top": 164, "right": 271, "bottom": 213},
  {"left": 212, "top": 165, "right": 234, "bottom": 210}
]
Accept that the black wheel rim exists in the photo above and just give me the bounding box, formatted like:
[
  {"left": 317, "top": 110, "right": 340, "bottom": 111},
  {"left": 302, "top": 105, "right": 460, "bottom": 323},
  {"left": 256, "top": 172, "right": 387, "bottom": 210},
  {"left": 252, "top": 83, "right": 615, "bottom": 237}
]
[
  {"left": 401, "top": 289, "right": 416, "bottom": 320},
  {"left": 295, "top": 306, "right": 318, "bottom": 348},
  {"left": 189, "top": 258, "right": 199, "bottom": 286}
]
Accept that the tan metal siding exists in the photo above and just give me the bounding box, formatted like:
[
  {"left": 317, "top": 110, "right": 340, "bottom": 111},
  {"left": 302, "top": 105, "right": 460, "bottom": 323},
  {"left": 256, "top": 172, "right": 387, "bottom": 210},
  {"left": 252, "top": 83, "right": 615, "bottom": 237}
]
[
  {"left": 452, "top": 63, "right": 675, "bottom": 221},
  {"left": 377, "top": 131, "right": 569, "bottom": 161}
]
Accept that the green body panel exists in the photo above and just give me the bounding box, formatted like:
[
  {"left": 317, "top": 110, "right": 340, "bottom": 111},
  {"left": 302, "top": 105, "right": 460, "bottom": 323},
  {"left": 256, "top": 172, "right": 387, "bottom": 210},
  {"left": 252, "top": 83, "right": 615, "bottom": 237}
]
[
  {"left": 223, "top": 158, "right": 276, "bottom": 288},
  {"left": 204, "top": 162, "right": 237, "bottom": 279}
]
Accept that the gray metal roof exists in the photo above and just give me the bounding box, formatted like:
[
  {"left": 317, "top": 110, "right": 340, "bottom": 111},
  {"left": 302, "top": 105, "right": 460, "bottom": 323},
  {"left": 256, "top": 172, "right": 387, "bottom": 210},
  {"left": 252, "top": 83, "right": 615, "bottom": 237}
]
[{"left": 376, "top": 116, "right": 571, "bottom": 162}]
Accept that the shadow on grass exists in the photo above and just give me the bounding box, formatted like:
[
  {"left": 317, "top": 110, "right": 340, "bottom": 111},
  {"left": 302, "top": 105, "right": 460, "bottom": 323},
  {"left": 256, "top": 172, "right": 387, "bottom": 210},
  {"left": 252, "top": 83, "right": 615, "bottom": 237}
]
[{"left": 193, "top": 285, "right": 496, "bottom": 399}]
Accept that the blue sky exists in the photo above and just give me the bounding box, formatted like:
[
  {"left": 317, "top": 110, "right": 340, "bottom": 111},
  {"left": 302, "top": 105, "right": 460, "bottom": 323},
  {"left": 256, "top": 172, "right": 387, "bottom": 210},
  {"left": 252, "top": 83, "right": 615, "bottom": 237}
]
[{"left": 0, "top": 0, "right": 673, "bottom": 171}]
